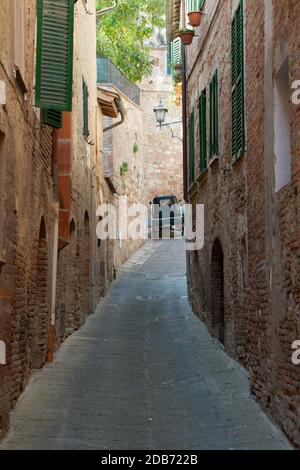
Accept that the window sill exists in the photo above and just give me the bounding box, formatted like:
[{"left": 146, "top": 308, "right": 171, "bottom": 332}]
[
  {"left": 196, "top": 169, "right": 208, "bottom": 187},
  {"left": 14, "top": 66, "right": 28, "bottom": 95},
  {"left": 209, "top": 155, "right": 219, "bottom": 167},
  {"left": 187, "top": 180, "right": 198, "bottom": 199},
  {"left": 232, "top": 152, "right": 245, "bottom": 170}
]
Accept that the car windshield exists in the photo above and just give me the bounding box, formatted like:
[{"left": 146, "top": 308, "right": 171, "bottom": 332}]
[{"left": 153, "top": 196, "right": 177, "bottom": 206}]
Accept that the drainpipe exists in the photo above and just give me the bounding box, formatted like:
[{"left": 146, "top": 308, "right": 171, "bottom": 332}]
[
  {"left": 47, "top": 130, "right": 60, "bottom": 363},
  {"left": 96, "top": 1, "right": 119, "bottom": 17},
  {"left": 103, "top": 98, "right": 126, "bottom": 133},
  {"left": 90, "top": 171, "right": 96, "bottom": 313},
  {"left": 47, "top": 202, "right": 59, "bottom": 363},
  {"left": 182, "top": 47, "right": 188, "bottom": 201}
]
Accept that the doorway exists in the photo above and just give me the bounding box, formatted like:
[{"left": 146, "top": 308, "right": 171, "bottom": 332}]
[{"left": 211, "top": 239, "right": 225, "bottom": 344}]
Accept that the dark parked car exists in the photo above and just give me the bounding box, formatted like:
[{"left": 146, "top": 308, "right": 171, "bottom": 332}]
[{"left": 149, "top": 195, "right": 184, "bottom": 239}]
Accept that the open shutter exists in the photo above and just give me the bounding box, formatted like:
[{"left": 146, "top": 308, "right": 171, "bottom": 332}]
[
  {"left": 189, "top": 110, "right": 195, "bottom": 186},
  {"left": 232, "top": 0, "right": 245, "bottom": 160},
  {"left": 199, "top": 89, "right": 207, "bottom": 172},
  {"left": 210, "top": 70, "right": 219, "bottom": 159},
  {"left": 42, "top": 109, "right": 62, "bottom": 128},
  {"left": 83, "top": 79, "right": 89, "bottom": 137},
  {"left": 171, "top": 37, "right": 182, "bottom": 66},
  {"left": 187, "top": 0, "right": 205, "bottom": 12},
  {"left": 35, "top": 0, "right": 74, "bottom": 111}
]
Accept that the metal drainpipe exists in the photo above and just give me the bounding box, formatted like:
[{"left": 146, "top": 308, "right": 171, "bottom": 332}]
[
  {"left": 90, "top": 171, "right": 96, "bottom": 313},
  {"left": 47, "top": 130, "right": 60, "bottom": 363},
  {"left": 96, "top": 1, "right": 119, "bottom": 17},
  {"left": 182, "top": 47, "right": 188, "bottom": 202},
  {"left": 103, "top": 98, "right": 126, "bottom": 133}
]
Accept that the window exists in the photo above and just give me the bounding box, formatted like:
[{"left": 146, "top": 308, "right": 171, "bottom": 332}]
[
  {"left": 189, "top": 110, "right": 195, "bottom": 186},
  {"left": 198, "top": 89, "right": 207, "bottom": 172},
  {"left": 231, "top": 0, "right": 245, "bottom": 161},
  {"left": 35, "top": 0, "right": 75, "bottom": 112},
  {"left": 210, "top": 70, "right": 219, "bottom": 159},
  {"left": 274, "top": 58, "right": 292, "bottom": 192},
  {"left": 13, "top": 0, "right": 26, "bottom": 81},
  {"left": 83, "top": 79, "right": 89, "bottom": 137}
]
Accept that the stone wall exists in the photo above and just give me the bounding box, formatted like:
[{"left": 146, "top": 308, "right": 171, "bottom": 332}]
[
  {"left": 141, "top": 47, "right": 183, "bottom": 203},
  {"left": 0, "top": 0, "right": 54, "bottom": 437},
  {"left": 101, "top": 89, "right": 146, "bottom": 274},
  {"left": 185, "top": 0, "right": 300, "bottom": 446}
]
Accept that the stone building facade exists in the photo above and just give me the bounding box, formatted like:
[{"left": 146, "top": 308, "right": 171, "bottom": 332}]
[
  {"left": 141, "top": 43, "right": 183, "bottom": 203},
  {"left": 0, "top": 0, "right": 146, "bottom": 438},
  {"left": 0, "top": 0, "right": 55, "bottom": 436},
  {"left": 168, "top": 0, "right": 300, "bottom": 446}
]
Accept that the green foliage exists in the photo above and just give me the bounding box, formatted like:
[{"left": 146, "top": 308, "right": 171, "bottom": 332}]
[
  {"left": 133, "top": 143, "right": 139, "bottom": 154},
  {"left": 120, "top": 161, "right": 129, "bottom": 176},
  {"left": 96, "top": 0, "right": 165, "bottom": 83}
]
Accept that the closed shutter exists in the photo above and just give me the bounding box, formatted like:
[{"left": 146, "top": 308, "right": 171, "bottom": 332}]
[
  {"left": 232, "top": 0, "right": 245, "bottom": 160},
  {"left": 210, "top": 70, "right": 219, "bottom": 159},
  {"left": 35, "top": 0, "right": 75, "bottom": 112},
  {"left": 42, "top": 109, "right": 62, "bottom": 128},
  {"left": 189, "top": 110, "right": 195, "bottom": 186},
  {"left": 199, "top": 89, "right": 207, "bottom": 172},
  {"left": 83, "top": 79, "right": 89, "bottom": 137}
]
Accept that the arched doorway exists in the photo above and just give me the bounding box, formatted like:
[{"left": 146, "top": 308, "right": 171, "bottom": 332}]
[
  {"left": 211, "top": 239, "right": 225, "bottom": 344},
  {"left": 31, "top": 217, "right": 49, "bottom": 369},
  {"left": 66, "top": 219, "right": 80, "bottom": 333},
  {"left": 82, "top": 211, "right": 91, "bottom": 318}
]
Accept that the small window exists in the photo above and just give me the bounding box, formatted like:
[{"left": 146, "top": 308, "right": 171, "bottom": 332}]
[
  {"left": 83, "top": 79, "right": 89, "bottom": 137},
  {"left": 13, "top": 0, "right": 26, "bottom": 81},
  {"left": 210, "top": 70, "right": 219, "bottom": 159},
  {"left": 189, "top": 110, "right": 195, "bottom": 186},
  {"left": 274, "top": 58, "right": 292, "bottom": 192},
  {"left": 198, "top": 88, "right": 207, "bottom": 172}
]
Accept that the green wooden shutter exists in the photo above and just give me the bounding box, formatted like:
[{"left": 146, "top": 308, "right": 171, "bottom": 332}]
[
  {"left": 35, "top": 0, "right": 74, "bottom": 112},
  {"left": 189, "top": 110, "right": 195, "bottom": 186},
  {"left": 199, "top": 89, "right": 207, "bottom": 172},
  {"left": 232, "top": 0, "right": 245, "bottom": 160},
  {"left": 210, "top": 70, "right": 219, "bottom": 159},
  {"left": 83, "top": 79, "right": 89, "bottom": 137},
  {"left": 42, "top": 109, "right": 62, "bottom": 128},
  {"left": 187, "top": 0, "right": 205, "bottom": 12},
  {"left": 171, "top": 37, "right": 182, "bottom": 65}
]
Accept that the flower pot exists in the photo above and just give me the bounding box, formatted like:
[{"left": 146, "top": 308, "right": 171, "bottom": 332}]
[
  {"left": 179, "top": 30, "right": 194, "bottom": 46},
  {"left": 173, "top": 64, "right": 182, "bottom": 78},
  {"left": 188, "top": 11, "right": 203, "bottom": 27}
]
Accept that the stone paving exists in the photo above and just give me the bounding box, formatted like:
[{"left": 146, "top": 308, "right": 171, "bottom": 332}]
[{"left": 1, "top": 240, "right": 291, "bottom": 450}]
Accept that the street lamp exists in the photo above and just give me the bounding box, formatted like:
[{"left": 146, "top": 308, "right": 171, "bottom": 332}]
[
  {"left": 153, "top": 100, "right": 183, "bottom": 142},
  {"left": 153, "top": 100, "right": 168, "bottom": 129}
]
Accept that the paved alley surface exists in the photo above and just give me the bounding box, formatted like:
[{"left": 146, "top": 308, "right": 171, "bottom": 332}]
[{"left": 1, "top": 241, "right": 290, "bottom": 450}]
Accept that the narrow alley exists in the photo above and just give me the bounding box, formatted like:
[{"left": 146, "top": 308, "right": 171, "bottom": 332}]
[{"left": 1, "top": 241, "right": 290, "bottom": 450}]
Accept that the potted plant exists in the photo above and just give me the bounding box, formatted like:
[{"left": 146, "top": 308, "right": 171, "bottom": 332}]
[
  {"left": 172, "top": 63, "right": 182, "bottom": 78},
  {"left": 187, "top": 0, "right": 204, "bottom": 27},
  {"left": 179, "top": 29, "right": 194, "bottom": 46},
  {"left": 188, "top": 10, "right": 203, "bottom": 27}
]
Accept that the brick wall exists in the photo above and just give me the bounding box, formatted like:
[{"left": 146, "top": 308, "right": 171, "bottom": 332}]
[
  {"left": 141, "top": 47, "right": 183, "bottom": 203},
  {"left": 185, "top": 0, "right": 300, "bottom": 446},
  {"left": 0, "top": 0, "right": 54, "bottom": 437}
]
